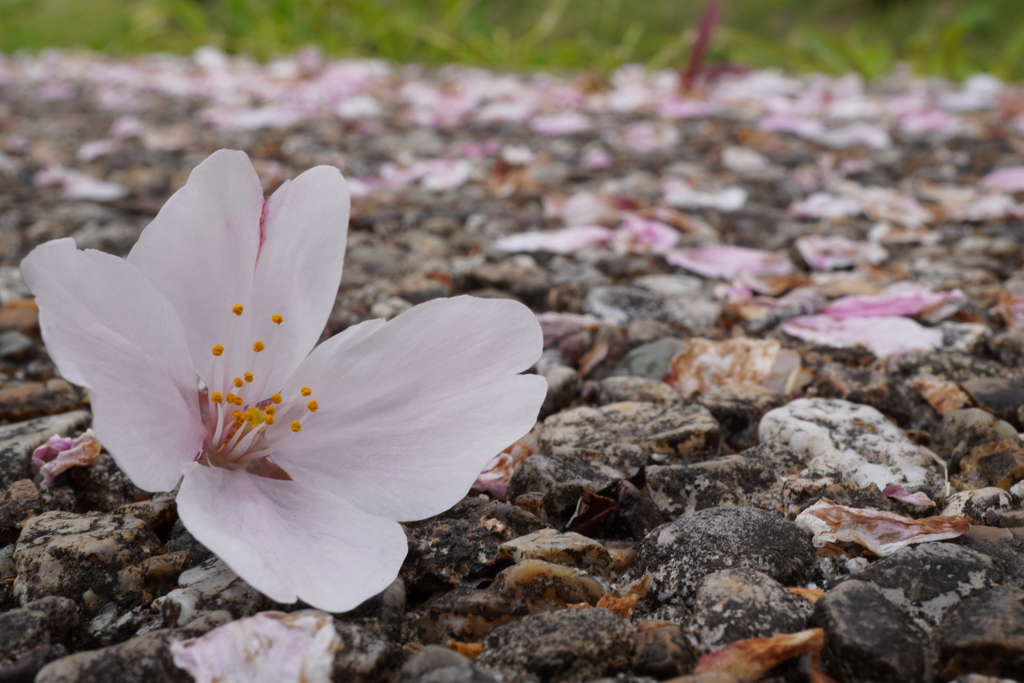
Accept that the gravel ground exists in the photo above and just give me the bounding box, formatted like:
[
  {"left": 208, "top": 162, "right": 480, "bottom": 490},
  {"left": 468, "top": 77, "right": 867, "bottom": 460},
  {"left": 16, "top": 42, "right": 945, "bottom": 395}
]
[{"left": 1, "top": 49, "right": 1024, "bottom": 683}]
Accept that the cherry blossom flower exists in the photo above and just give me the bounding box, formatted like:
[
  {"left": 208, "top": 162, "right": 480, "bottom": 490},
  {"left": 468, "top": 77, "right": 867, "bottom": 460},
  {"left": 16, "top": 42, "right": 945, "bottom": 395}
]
[{"left": 20, "top": 149, "right": 546, "bottom": 612}]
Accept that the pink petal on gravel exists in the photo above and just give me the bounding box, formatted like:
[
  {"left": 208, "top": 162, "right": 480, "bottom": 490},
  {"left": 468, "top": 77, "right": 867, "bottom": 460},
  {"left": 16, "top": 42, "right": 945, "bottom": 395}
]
[
  {"left": 821, "top": 286, "right": 964, "bottom": 322},
  {"left": 788, "top": 192, "right": 863, "bottom": 220},
  {"left": 781, "top": 315, "right": 943, "bottom": 357},
  {"left": 980, "top": 166, "right": 1024, "bottom": 193},
  {"left": 472, "top": 441, "right": 532, "bottom": 500},
  {"left": 795, "top": 498, "right": 970, "bottom": 556},
  {"left": 30, "top": 429, "right": 102, "bottom": 489},
  {"left": 882, "top": 485, "right": 936, "bottom": 510},
  {"left": 796, "top": 234, "right": 888, "bottom": 270},
  {"left": 662, "top": 178, "right": 747, "bottom": 212},
  {"left": 531, "top": 111, "right": 591, "bottom": 137},
  {"left": 617, "top": 215, "right": 680, "bottom": 253},
  {"left": 665, "top": 246, "right": 793, "bottom": 280},
  {"left": 494, "top": 225, "right": 614, "bottom": 254}
]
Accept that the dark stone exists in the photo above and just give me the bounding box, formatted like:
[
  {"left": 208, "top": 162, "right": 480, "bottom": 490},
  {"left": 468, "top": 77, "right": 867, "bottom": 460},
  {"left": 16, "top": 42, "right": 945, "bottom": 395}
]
[
  {"left": 0, "top": 479, "right": 42, "bottom": 546},
  {"left": 960, "top": 377, "right": 1024, "bottom": 430},
  {"left": 616, "top": 481, "right": 668, "bottom": 541},
  {"left": 0, "top": 380, "right": 84, "bottom": 423},
  {"left": 697, "top": 385, "right": 786, "bottom": 451},
  {"left": 478, "top": 608, "right": 635, "bottom": 682},
  {"left": 539, "top": 364, "right": 581, "bottom": 419},
  {"left": 506, "top": 455, "right": 613, "bottom": 525},
  {"left": 165, "top": 520, "right": 214, "bottom": 570},
  {"left": 0, "top": 331, "right": 36, "bottom": 363},
  {"left": 687, "top": 568, "right": 806, "bottom": 654},
  {"left": 0, "top": 597, "right": 78, "bottom": 667},
  {"left": 399, "top": 645, "right": 502, "bottom": 683},
  {"left": 810, "top": 580, "right": 932, "bottom": 683},
  {"left": 849, "top": 543, "right": 1002, "bottom": 630},
  {"left": 416, "top": 588, "right": 530, "bottom": 644},
  {"left": 635, "top": 506, "right": 815, "bottom": 608},
  {"left": 610, "top": 338, "right": 689, "bottom": 380},
  {"left": 645, "top": 455, "right": 777, "bottom": 518},
  {"left": 584, "top": 286, "right": 666, "bottom": 325},
  {"left": 341, "top": 577, "right": 406, "bottom": 643},
  {"left": 631, "top": 620, "right": 695, "bottom": 679},
  {"left": 896, "top": 351, "right": 1003, "bottom": 382},
  {"left": 65, "top": 454, "right": 144, "bottom": 512},
  {"left": 938, "top": 586, "right": 1024, "bottom": 680},
  {"left": 402, "top": 516, "right": 505, "bottom": 598},
  {"left": 931, "top": 409, "right": 1018, "bottom": 469},
  {"left": 331, "top": 621, "right": 402, "bottom": 683},
  {"left": 988, "top": 327, "right": 1024, "bottom": 367},
  {"left": 956, "top": 438, "right": 1024, "bottom": 490},
  {"left": 813, "top": 362, "right": 912, "bottom": 423}
]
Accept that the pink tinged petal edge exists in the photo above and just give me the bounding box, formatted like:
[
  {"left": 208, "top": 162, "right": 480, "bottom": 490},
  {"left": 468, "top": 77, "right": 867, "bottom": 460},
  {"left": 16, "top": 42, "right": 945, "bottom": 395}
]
[
  {"left": 126, "top": 150, "right": 266, "bottom": 386},
  {"left": 821, "top": 287, "right": 964, "bottom": 321},
  {"left": 31, "top": 429, "right": 102, "bottom": 489},
  {"left": 172, "top": 612, "right": 339, "bottom": 683},
  {"left": 665, "top": 246, "right": 794, "bottom": 280},
  {"left": 980, "top": 166, "right": 1024, "bottom": 193},
  {"left": 781, "top": 315, "right": 943, "bottom": 358},
  {"left": 177, "top": 466, "right": 409, "bottom": 612},
  {"left": 274, "top": 296, "right": 547, "bottom": 523},
  {"left": 21, "top": 239, "right": 204, "bottom": 492},
  {"left": 493, "top": 225, "right": 614, "bottom": 254}
]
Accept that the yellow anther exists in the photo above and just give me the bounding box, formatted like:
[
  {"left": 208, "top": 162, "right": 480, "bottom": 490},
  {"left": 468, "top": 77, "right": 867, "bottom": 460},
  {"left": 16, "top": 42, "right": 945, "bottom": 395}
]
[
  {"left": 265, "top": 405, "right": 276, "bottom": 416},
  {"left": 271, "top": 314, "right": 284, "bottom": 324},
  {"left": 211, "top": 344, "right": 224, "bottom": 357},
  {"left": 265, "top": 415, "right": 275, "bottom": 425},
  {"left": 233, "top": 395, "right": 244, "bottom": 405},
  {"left": 291, "top": 420, "right": 302, "bottom": 432},
  {"left": 271, "top": 394, "right": 282, "bottom": 404},
  {"left": 307, "top": 400, "right": 319, "bottom": 412},
  {"left": 253, "top": 341, "right": 265, "bottom": 352},
  {"left": 231, "top": 410, "right": 242, "bottom": 420},
  {"left": 233, "top": 419, "right": 243, "bottom": 429},
  {"left": 233, "top": 377, "right": 243, "bottom": 388},
  {"left": 211, "top": 392, "right": 223, "bottom": 404},
  {"left": 301, "top": 387, "right": 312, "bottom": 397},
  {"left": 243, "top": 372, "right": 254, "bottom": 383},
  {"left": 226, "top": 393, "right": 237, "bottom": 404},
  {"left": 232, "top": 304, "right": 244, "bottom": 316}
]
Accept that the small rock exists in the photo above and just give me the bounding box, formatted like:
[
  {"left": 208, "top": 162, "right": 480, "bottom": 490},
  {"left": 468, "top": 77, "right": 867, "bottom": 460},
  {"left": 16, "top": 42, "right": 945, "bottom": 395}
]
[
  {"left": 697, "top": 385, "right": 786, "bottom": 451},
  {"left": 635, "top": 507, "right": 815, "bottom": 608},
  {"left": 631, "top": 620, "right": 695, "bottom": 679},
  {"left": 342, "top": 576, "right": 407, "bottom": 643},
  {"left": 956, "top": 438, "right": 1024, "bottom": 490},
  {"left": 645, "top": 455, "right": 777, "bottom": 518},
  {"left": 492, "top": 559, "right": 606, "bottom": 611},
  {"left": 932, "top": 409, "right": 1018, "bottom": 469},
  {"left": 478, "top": 608, "right": 635, "bottom": 682},
  {"left": 758, "top": 398, "right": 945, "bottom": 493},
  {"left": 497, "top": 529, "right": 613, "bottom": 574},
  {"left": 940, "top": 321, "right": 990, "bottom": 354},
  {"left": 988, "top": 327, "right": 1024, "bottom": 367},
  {"left": 960, "top": 377, "right": 1024, "bottom": 429},
  {"left": 687, "top": 568, "right": 806, "bottom": 654},
  {"left": 585, "top": 286, "right": 666, "bottom": 325},
  {"left": 152, "top": 558, "right": 265, "bottom": 627},
  {"left": 0, "top": 379, "right": 83, "bottom": 422},
  {"left": 942, "top": 487, "right": 1012, "bottom": 519},
  {"left": 399, "top": 645, "right": 501, "bottom": 683},
  {"left": 897, "top": 351, "right": 1004, "bottom": 383},
  {"left": 849, "top": 543, "right": 1002, "bottom": 631},
  {"left": 402, "top": 512, "right": 507, "bottom": 595},
  {"left": 539, "top": 364, "right": 581, "bottom": 418},
  {"left": 416, "top": 588, "right": 529, "bottom": 644},
  {"left": 938, "top": 586, "right": 1024, "bottom": 680},
  {"left": 0, "top": 410, "right": 91, "bottom": 488},
  {"left": 811, "top": 580, "right": 932, "bottom": 683},
  {"left": 813, "top": 362, "right": 912, "bottom": 423},
  {"left": 610, "top": 338, "right": 688, "bottom": 380},
  {"left": 596, "top": 376, "right": 678, "bottom": 405},
  {"left": 65, "top": 453, "right": 145, "bottom": 511},
  {"left": 0, "top": 596, "right": 78, "bottom": 667},
  {"left": 0, "top": 478, "right": 42, "bottom": 545},
  {"left": 332, "top": 621, "right": 401, "bottom": 683},
  {"left": 616, "top": 481, "right": 669, "bottom": 541},
  {"left": 506, "top": 455, "right": 613, "bottom": 524},
  {"left": 0, "top": 330, "right": 36, "bottom": 363}
]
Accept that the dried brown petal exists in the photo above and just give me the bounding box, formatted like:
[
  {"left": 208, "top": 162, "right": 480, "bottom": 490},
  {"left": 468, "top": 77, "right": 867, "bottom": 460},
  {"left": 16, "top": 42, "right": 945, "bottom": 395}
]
[{"left": 693, "top": 628, "right": 824, "bottom": 681}]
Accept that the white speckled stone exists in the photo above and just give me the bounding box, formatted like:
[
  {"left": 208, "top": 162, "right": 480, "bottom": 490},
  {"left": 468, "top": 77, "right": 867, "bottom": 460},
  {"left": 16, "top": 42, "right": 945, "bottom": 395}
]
[{"left": 758, "top": 397, "right": 944, "bottom": 492}]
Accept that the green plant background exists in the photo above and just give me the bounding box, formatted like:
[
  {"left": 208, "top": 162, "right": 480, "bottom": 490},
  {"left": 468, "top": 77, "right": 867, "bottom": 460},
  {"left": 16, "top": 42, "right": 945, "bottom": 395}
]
[{"left": 2, "top": 0, "right": 1023, "bottom": 79}]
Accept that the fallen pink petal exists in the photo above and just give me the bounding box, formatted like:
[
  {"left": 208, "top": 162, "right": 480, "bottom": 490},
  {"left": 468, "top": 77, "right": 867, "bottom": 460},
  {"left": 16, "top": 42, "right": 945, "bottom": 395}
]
[
  {"left": 30, "top": 429, "right": 102, "bottom": 489},
  {"left": 796, "top": 234, "right": 888, "bottom": 271},
  {"left": 820, "top": 285, "right": 964, "bottom": 322},
  {"left": 665, "top": 246, "right": 793, "bottom": 280},
  {"left": 494, "top": 225, "right": 614, "bottom": 254},
  {"left": 781, "top": 315, "right": 943, "bottom": 356}
]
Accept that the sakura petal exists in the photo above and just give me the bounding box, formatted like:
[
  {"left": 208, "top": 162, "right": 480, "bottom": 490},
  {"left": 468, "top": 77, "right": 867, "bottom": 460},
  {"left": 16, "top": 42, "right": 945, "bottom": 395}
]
[
  {"left": 31, "top": 429, "right": 101, "bottom": 489},
  {"left": 980, "top": 166, "right": 1024, "bottom": 193},
  {"left": 795, "top": 234, "right": 887, "bottom": 271},
  {"left": 177, "top": 466, "right": 408, "bottom": 612},
  {"left": 275, "top": 296, "right": 546, "bottom": 522},
  {"left": 127, "top": 150, "right": 264, "bottom": 383},
  {"left": 821, "top": 285, "right": 964, "bottom": 321},
  {"left": 782, "top": 315, "right": 942, "bottom": 357},
  {"left": 665, "top": 246, "right": 793, "bottom": 280},
  {"left": 171, "top": 612, "right": 339, "bottom": 683},
  {"left": 694, "top": 629, "right": 824, "bottom": 680},
  {"left": 494, "top": 225, "right": 614, "bottom": 254},
  {"left": 21, "top": 239, "right": 203, "bottom": 491}
]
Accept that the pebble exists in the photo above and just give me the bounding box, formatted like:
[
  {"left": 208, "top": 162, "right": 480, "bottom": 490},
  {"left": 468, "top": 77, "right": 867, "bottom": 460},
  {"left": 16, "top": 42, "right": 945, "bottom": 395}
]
[
  {"left": 609, "top": 338, "right": 688, "bottom": 380},
  {"left": 696, "top": 384, "right": 786, "bottom": 451},
  {"left": 0, "top": 410, "right": 91, "bottom": 488},
  {"left": 644, "top": 455, "right": 777, "bottom": 518},
  {"left": 0, "top": 478, "right": 41, "bottom": 545},
  {"left": 635, "top": 506, "right": 815, "bottom": 608},
  {"left": 415, "top": 588, "right": 529, "bottom": 644},
  {"left": 631, "top": 620, "right": 695, "bottom": 679},
  {"left": 812, "top": 362, "right": 913, "bottom": 423},
  {"left": 496, "top": 529, "right": 613, "bottom": 574},
  {"left": 506, "top": 454, "right": 612, "bottom": 524},
  {"left": 332, "top": 621, "right": 401, "bottom": 683},
  {"left": 932, "top": 408, "right": 1018, "bottom": 469},
  {"left": 151, "top": 558, "right": 264, "bottom": 627},
  {"left": 0, "top": 379, "right": 84, "bottom": 422},
  {"left": 491, "top": 559, "right": 605, "bottom": 611},
  {"left": 960, "top": 377, "right": 1024, "bottom": 429},
  {"left": 0, "top": 596, "right": 77, "bottom": 672},
  {"left": 938, "top": 585, "right": 1024, "bottom": 680},
  {"left": 956, "top": 438, "right": 1024, "bottom": 490},
  {"left": 595, "top": 376, "right": 679, "bottom": 406},
  {"left": 758, "top": 397, "right": 946, "bottom": 493},
  {"left": 399, "top": 645, "right": 501, "bottom": 683}
]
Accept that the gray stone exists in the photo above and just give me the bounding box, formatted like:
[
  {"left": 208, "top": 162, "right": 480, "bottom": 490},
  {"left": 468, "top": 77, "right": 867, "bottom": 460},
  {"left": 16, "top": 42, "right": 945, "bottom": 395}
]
[
  {"left": 938, "top": 586, "right": 1024, "bottom": 680},
  {"left": 400, "top": 645, "right": 502, "bottom": 683},
  {"left": 415, "top": 588, "right": 529, "bottom": 644},
  {"left": 507, "top": 455, "right": 615, "bottom": 524},
  {"left": 687, "top": 568, "right": 806, "bottom": 654},
  {"left": 0, "top": 596, "right": 77, "bottom": 665},
  {"left": 811, "top": 580, "right": 932, "bottom": 683},
  {"left": 0, "top": 330, "right": 36, "bottom": 362},
  {"left": 697, "top": 385, "right": 786, "bottom": 451},
  {"left": 932, "top": 409, "right": 1018, "bottom": 468},
  {"left": 584, "top": 286, "right": 666, "bottom": 325},
  {"left": 595, "top": 376, "right": 678, "bottom": 406},
  {"left": 960, "top": 378, "right": 1024, "bottom": 430},
  {"left": 940, "top": 322, "right": 990, "bottom": 354},
  {"left": 0, "top": 410, "right": 91, "bottom": 488},
  {"left": 645, "top": 455, "right": 777, "bottom": 518},
  {"left": 540, "top": 364, "right": 581, "bottom": 418},
  {"left": 609, "top": 338, "right": 688, "bottom": 380},
  {"left": 849, "top": 543, "right": 1002, "bottom": 631},
  {"left": 635, "top": 507, "right": 815, "bottom": 608},
  {"left": 478, "top": 608, "right": 635, "bottom": 682},
  {"left": 13, "top": 510, "right": 161, "bottom": 616},
  {"left": 497, "top": 529, "right": 613, "bottom": 574},
  {"left": 332, "top": 621, "right": 402, "bottom": 683},
  {"left": 152, "top": 557, "right": 265, "bottom": 627}
]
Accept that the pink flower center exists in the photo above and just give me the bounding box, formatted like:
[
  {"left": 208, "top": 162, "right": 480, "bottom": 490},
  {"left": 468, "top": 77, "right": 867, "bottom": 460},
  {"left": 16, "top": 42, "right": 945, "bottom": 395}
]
[{"left": 197, "top": 304, "right": 318, "bottom": 478}]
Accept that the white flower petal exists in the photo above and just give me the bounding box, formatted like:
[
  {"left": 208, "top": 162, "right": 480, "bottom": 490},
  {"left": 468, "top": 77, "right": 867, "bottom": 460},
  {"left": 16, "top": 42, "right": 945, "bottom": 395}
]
[
  {"left": 274, "top": 296, "right": 546, "bottom": 522},
  {"left": 127, "top": 150, "right": 264, "bottom": 385},
  {"left": 21, "top": 239, "right": 203, "bottom": 491},
  {"left": 177, "top": 466, "right": 408, "bottom": 612}
]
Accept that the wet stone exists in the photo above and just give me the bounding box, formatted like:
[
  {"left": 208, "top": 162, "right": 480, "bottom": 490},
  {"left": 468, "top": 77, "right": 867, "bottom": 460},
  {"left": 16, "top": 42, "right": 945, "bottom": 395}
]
[
  {"left": 938, "top": 586, "right": 1024, "bottom": 680},
  {"left": 13, "top": 510, "right": 161, "bottom": 616},
  {"left": 696, "top": 384, "right": 786, "bottom": 451},
  {"left": 631, "top": 620, "right": 695, "bottom": 680},
  {"left": 810, "top": 580, "right": 932, "bottom": 683},
  {"left": 477, "top": 607, "right": 635, "bottom": 682},
  {"left": 686, "top": 568, "right": 806, "bottom": 654},
  {"left": 0, "top": 379, "right": 84, "bottom": 423},
  {"left": 610, "top": 338, "right": 689, "bottom": 380},
  {"left": 932, "top": 408, "right": 1018, "bottom": 469},
  {"left": 645, "top": 455, "right": 777, "bottom": 518},
  {"left": 0, "top": 410, "right": 91, "bottom": 488},
  {"left": 812, "top": 362, "right": 913, "bottom": 424},
  {"left": 496, "top": 529, "right": 613, "bottom": 574},
  {"left": 399, "top": 645, "right": 502, "bottom": 683},
  {"left": 960, "top": 377, "right": 1024, "bottom": 430},
  {"left": 151, "top": 557, "right": 265, "bottom": 627},
  {"left": 0, "top": 478, "right": 42, "bottom": 545},
  {"left": 415, "top": 588, "right": 529, "bottom": 644},
  {"left": 0, "top": 596, "right": 78, "bottom": 668},
  {"left": 848, "top": 543, "right": 1002, "bottom": 631},
  {"left": 540, "top": 402, "right": 721, "bottom": 478},
  {"left": 758, "top": 397, "right": 946, "bottom": 494},
  {"left": 595, "top": 376, "right": 679, "bottom": 406},
  {"left": 635, "top": 506, "right": 815, "bottom": 609}
]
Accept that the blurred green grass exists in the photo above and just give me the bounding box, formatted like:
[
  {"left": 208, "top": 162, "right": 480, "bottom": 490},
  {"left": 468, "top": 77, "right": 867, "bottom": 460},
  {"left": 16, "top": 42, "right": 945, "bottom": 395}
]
[{"left": 2, "top": 0, "right": 1024, "bottom": 79}]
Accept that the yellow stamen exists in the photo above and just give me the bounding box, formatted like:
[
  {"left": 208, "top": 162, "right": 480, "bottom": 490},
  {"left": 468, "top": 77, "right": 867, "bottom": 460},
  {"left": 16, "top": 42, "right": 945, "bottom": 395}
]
[
  {"left": 271, "top": 393, "right": 282, "bottom": 404},
  {"left": 265, "top": 405, "right": 276, "bottom": 416},
  {"left": 226, "top": 393, "right": 237, "bottom": 404},
  {"left": 232, "top": 304, "right": 244, "bottom": 316},
  {"left": 243, "top": 372, "right": 254, "bottom": 383},
  {"left": 291, "top": 420, "right": 302, "bottom": 432},
  {"left": 301, "top": 387, "right": 312, "bottom": 397},
  {"left": 211, "top": 392, "right": 223, "bottom": 404},
  {"left": 265, "top": 415, "right": 275, "bottom": 425},
  {"left": 233, "top": 377, "right": 243, "bottom": 388},
  {"left": 253, "top": 341, "right": 265, "bottom": 352},
  {"left": 234, "top": 395, "right": 244, "bottom": 405},
  {"left": 307, "top": 400, "right": 318, "bottom": 412},
  {"left": 211, "top": 344, "right": 224, "bottom": 357},
  {"left": 271, "top": 314, "right": 284, "bottom": 324},
  {"left": 231, "top": 410, "right": 242, "bottom": 420}
]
